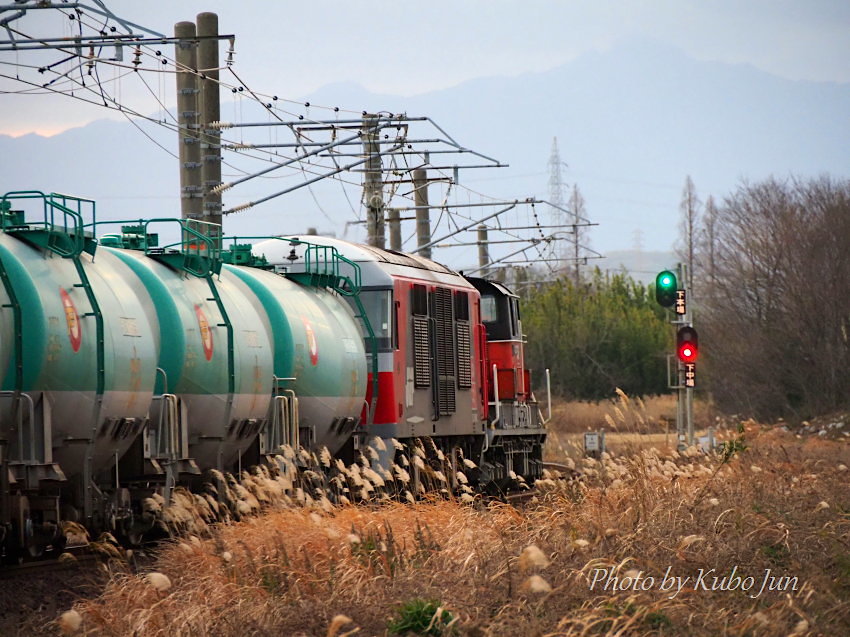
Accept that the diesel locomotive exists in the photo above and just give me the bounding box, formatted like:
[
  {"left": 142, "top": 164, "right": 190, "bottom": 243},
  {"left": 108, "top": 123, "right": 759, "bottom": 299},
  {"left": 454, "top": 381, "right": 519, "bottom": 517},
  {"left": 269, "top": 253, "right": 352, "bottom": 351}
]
[{"left": 0, "top": 191, "right": 548, "bottom": 559}]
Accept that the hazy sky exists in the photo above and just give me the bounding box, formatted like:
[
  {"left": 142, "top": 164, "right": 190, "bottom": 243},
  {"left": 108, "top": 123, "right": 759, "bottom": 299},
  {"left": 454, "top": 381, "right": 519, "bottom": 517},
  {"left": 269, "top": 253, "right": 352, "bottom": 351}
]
[
  {"left": 1, "top": 0, "right": 848, "bottom": 136},
  {"left": 1, "top": 1, "right": 848, "bottom": 262}
]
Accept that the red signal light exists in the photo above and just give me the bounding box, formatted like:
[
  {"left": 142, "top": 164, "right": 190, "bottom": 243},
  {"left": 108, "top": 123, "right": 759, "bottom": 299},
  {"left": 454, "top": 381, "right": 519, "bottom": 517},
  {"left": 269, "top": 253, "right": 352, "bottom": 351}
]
[
  {"left": 676, "top": 326, "right": 699, "bottom": 363},
  {"left": 678, "top": 343, "right": 697, "bottom": 363}
]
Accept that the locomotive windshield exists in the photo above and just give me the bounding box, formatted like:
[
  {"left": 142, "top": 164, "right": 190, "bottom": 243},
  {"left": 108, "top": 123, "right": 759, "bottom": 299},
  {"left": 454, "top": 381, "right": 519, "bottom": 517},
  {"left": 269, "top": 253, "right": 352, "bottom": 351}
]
[
  {"left": 481, "top": 295, "right": 498, "bottom": 323},
  {"left": 480, "top": 293, "right": 519, "bottom": 341}
]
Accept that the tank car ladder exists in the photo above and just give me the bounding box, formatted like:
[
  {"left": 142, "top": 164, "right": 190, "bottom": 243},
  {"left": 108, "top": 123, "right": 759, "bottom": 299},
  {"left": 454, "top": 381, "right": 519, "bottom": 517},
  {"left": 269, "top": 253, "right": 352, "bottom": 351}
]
[
  {"left": 142, "top": 218, "right": 237, "bottom": 472},
  {"left": 286, "top": 241, "right": 380, "bottom": 427}
]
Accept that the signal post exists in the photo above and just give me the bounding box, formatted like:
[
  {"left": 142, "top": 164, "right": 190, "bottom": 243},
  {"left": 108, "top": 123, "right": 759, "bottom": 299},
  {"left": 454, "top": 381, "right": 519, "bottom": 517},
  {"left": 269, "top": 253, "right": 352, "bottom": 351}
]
[{"left": 655, "top": 265, "right": 699, "bottom": 449}]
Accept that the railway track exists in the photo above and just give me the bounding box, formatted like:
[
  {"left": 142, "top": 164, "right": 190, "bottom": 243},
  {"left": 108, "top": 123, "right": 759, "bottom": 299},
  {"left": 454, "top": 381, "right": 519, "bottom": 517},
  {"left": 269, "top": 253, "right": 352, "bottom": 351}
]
[
  {"left": 0, "top": 550, "right": 100, "bottom": 578},
  {"left": 541, "top": 461, "right": 578, "bottom": 475}
]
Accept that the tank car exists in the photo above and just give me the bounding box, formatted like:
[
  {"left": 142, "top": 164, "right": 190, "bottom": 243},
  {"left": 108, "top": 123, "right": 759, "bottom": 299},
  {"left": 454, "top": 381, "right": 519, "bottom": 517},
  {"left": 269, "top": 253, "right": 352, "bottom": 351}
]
[{"left": 0, "top": 191, "right": 365, "bottom": 558}]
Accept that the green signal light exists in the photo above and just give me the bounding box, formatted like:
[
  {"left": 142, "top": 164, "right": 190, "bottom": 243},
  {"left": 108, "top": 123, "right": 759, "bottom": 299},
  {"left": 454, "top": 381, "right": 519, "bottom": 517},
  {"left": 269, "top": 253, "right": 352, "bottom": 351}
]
[{"left": 655, "top": 270, "right": 678, "bottom": 307}]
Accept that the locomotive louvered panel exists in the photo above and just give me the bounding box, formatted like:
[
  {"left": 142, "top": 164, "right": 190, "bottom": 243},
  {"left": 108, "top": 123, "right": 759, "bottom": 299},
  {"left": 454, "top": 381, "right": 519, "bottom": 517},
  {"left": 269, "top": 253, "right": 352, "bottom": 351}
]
[
  {"left": 439, "top": 378, "right": 456, "bottom": 413},
  {"left": 413, "top": 315, "right": 431, "bottom": 387},
  {"left": 432, "top": 287, "right": 456, "bottom": 415},
  {"left": 455, "top": 320, "right": 472, "bottom": 389}
]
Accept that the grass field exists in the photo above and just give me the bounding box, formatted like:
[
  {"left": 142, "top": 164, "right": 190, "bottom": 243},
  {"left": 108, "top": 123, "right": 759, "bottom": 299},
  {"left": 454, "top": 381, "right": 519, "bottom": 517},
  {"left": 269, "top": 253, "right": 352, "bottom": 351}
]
[{"left": 51, "top": 401, "right": 850, "bottom": 636}]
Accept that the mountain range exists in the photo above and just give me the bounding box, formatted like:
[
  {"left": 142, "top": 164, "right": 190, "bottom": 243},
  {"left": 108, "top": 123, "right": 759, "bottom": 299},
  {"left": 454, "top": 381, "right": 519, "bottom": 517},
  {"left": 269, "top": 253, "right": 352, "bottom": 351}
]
[{"left": 1, "top": 38, "right": 847, "bottom": 275}]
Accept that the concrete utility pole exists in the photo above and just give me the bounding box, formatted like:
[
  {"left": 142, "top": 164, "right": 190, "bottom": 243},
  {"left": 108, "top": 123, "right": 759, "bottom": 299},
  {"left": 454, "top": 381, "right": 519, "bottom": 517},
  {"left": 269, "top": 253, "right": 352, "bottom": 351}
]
[
  {"left": 413, "top": 168, "right": 431, "bottom": 259},
  {"left": 362, "top": 114, "right": 385, "bottom": 248},
  {"left": 196, "top": 12, "right": 222, "bottom": 245},
  {"left": 174, "top": 21, "right": 202, "bottom": 220},
  {"left": 570, "top": 184, "right": 582, "bottom": 285},
  {"left": 387, "top": 208, "right": 402, "bottom": 251},
  {"left": 477, "top": 224, "right": 490, "bottom": 278}
]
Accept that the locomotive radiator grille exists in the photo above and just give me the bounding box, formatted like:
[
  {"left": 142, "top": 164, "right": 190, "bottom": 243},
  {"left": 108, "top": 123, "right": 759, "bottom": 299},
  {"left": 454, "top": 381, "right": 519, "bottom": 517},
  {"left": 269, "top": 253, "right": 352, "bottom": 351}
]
[
  {"left": 433, "top": 287, "right": 456, "bottom": 415},
  {"left": 456, "top": 320, "right": 472, "bottom": 389},
  {"left": 413, "top": 315, "right": 431, "bottom": 387}
]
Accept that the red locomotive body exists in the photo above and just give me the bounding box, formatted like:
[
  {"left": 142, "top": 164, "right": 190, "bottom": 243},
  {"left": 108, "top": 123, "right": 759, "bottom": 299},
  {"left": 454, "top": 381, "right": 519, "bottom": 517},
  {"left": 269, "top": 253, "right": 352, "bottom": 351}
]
[{"left": 260, "top": 236, "right": 546, "bottom": 485}]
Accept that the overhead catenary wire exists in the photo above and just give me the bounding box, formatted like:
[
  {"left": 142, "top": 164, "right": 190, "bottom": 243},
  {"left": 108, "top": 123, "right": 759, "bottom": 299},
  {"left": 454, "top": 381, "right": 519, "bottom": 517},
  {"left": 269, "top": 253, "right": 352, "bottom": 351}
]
[{"left": 1, "top": 5, "right": 580, "bottom": 268}]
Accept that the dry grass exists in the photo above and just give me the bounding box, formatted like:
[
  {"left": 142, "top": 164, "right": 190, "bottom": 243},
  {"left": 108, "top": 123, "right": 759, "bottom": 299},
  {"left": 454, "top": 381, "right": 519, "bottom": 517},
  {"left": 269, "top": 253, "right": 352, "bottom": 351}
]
[
  {"left": 548, "top": 394, "right": 716, "bottom": 435},
  {"left": 545, "top": 393, "right": 721, "bottom": 462},
  {"left": 53, "top": 417, "right": 850, "bottom": 637}
]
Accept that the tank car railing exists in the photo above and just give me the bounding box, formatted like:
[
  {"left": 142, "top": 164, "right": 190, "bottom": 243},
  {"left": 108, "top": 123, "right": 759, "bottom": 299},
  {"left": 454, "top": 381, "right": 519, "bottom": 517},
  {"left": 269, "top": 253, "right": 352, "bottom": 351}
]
[
  {"left": 86, "top": 217, "right": 221, "bottom": 277},
  {"left": 0, "top": 190, "right": 95, "bottom": 258},
  {"left": 221, "top": 236, "right": 363, "bottom": 294}
]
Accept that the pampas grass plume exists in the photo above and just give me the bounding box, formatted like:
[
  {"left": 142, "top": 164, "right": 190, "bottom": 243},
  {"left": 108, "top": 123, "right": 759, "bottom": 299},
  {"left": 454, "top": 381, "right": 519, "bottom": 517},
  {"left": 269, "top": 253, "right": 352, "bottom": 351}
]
[
  {"left": 519, "top": 545, "right": 550, "bottom": 572},
  {"left": 521, "top": 575, "right": 552, "bottom": 594},
  {"left": 326, "top": 614, "right": 353, "bottom": 637},
  {"left": 145, "top": 572, "right": 172, "bottom": 592},
  {"left": 58, "top": 609, "right": 82, "bottom": 635}
]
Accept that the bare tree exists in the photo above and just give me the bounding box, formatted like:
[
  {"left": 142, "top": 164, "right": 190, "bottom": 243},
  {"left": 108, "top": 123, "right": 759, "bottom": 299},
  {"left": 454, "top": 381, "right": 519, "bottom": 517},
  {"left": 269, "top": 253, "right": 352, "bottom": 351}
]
[
  {"left": 699, "top": 195, "right": 719, "bottom": 299},
  {"left": 696, "top": 176, "right": 850, "bottom": 419},
  {"left": 677, "top": 175, "right": 700, "bottom": 292}
]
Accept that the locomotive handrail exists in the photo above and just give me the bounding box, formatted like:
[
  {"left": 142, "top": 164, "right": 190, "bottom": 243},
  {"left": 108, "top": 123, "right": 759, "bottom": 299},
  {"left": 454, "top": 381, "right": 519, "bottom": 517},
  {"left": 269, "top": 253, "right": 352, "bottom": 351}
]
[
  {"left": 348, "top": 291, "right": 379, "bottom": 427},
  {"left": 490, "top": 363, "right": 501, "bottom": 428}
]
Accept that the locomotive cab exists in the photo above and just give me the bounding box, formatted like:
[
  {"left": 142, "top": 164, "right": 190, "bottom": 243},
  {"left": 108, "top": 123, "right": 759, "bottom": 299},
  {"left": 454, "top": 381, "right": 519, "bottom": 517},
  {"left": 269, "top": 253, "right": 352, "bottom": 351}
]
[
  {"left": 464, "top": 275, "right": 546, "bottom": 486},
  {"left": 466, "top": 277, "right": 533, "bottom": 412}
]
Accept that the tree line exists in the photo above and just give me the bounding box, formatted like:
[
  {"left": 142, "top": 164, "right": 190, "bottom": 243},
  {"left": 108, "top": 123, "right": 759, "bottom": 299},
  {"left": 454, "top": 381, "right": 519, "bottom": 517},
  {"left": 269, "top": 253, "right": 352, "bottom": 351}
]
[
  {"left": 521, "top": 270, "right": 669, "bottom": 400},
  {"left": 519, "top": 175, "right": 849, "bottom": 421},
  {"left": 689, "top": 176, "right": 850, "bottom": 420}
]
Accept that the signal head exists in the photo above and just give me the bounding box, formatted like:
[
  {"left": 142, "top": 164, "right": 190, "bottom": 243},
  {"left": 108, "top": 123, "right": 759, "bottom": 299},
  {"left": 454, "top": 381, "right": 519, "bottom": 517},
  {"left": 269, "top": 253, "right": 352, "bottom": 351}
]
[
  {"left": 655, "top": 270, "right": 678, "bottom": 307},
  {"left": 676, "top": 326, "right": 699, "bottom": 363}
]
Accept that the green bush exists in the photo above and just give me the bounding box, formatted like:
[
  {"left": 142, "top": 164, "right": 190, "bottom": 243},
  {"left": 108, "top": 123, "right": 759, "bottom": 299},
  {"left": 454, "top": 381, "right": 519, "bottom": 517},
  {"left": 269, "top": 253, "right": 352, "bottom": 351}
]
[{"left": 388, "top": 598, "right": 454, "bottom": 636}]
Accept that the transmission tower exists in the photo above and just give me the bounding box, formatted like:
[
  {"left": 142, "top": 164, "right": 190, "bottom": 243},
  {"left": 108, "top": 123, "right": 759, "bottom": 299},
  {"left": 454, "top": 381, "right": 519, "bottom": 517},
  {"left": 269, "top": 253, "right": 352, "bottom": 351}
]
[
  {"left": 548, "top": 137, "right": 566, "bottom": 211},
  {"left": 547, "top": 137, "right": 569, "bottom": 268}
]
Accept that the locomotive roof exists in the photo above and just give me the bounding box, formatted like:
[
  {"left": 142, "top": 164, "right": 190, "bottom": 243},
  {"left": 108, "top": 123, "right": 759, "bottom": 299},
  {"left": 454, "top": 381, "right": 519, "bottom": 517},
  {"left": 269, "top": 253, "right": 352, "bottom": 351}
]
[
  {"left": 253, "top": 235, "right": 458, "bottom": 276},
  {"left": 464, "top": 275, "right": 519, "bottom": 299}
]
